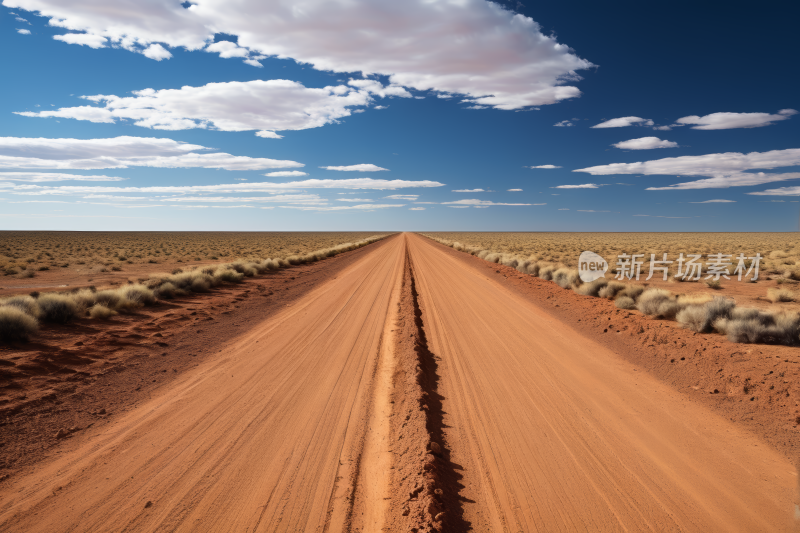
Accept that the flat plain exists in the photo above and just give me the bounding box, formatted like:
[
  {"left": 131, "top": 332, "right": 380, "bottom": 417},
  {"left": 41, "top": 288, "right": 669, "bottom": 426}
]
[{"left": 0, "top": 233, "right": 797, "bottom": 532}]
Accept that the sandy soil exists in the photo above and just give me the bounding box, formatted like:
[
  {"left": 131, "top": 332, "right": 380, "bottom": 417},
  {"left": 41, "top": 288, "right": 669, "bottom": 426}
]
[
  {"left": 0, "top": 233, "right": 797, "bottom": 532},
  {"left": 408, "top": 234, "right": 797, "bottom": 531}
]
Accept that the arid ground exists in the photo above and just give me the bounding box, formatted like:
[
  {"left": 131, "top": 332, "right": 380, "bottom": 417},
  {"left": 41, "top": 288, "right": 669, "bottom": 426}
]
[{"left": 0, "top": 233, "right": 798, "bottom": 532}]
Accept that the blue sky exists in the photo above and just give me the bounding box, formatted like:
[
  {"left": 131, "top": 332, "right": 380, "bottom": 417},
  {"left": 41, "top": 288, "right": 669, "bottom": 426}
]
[{"left": 1, "top": 0, "right": 798, "bottom": 231}]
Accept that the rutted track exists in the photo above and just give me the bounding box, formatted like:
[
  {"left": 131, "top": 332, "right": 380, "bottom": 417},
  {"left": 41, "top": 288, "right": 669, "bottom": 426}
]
[
  {"left": 0, "top": 235, "right": 406, "bottom": 532},
  {"left": 406, "top": 233, "right": 797, "bottom": 532},
  {"left": 0, "top": 233, "right": 796, "bottom": 532}
]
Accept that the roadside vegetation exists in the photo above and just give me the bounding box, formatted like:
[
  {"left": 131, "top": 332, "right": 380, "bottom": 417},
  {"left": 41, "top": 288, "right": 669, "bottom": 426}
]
[
  {"left": 422, "top": 234, "right": 800, "bottom": 346},
  {"left": 0, "top": 235, "right": 389, "bottom": 342},
  {"left": 0, "top": 231, "right": 386, "bottom": 278}
]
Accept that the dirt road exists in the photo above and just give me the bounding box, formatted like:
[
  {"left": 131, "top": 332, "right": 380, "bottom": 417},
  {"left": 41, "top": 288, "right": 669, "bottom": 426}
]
[{"left": 0, "top": 233, "right": 796, "bottom": 532}]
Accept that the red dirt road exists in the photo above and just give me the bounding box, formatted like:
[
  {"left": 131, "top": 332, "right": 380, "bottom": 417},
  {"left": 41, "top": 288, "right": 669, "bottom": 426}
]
[{"left": 0, "top": 233, "right": 796, "bottom": 532}]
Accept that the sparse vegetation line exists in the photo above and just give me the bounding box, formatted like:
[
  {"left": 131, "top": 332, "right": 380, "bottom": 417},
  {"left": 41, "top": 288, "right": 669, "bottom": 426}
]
[
  {"left": 420, "top": 234, "right": 800, "bottom": 346},
  {"left": 0, "top": 234, "right": 392, "bottom": 343}
]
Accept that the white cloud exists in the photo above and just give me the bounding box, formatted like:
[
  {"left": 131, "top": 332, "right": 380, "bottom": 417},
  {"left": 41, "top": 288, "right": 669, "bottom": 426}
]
[
  {"left": 574, "top": 148, "right": 800, "bottom": 189},
  {"left": 527, "top": 164, "right": 562, "bottom": 169},
  {"left": 53, "top": 32, "right": 107, "bottom": 48},
  {"left": 3, "top": 178, "right": 443, "bottom": 197},
  {"left": 675, "top": 109, "right": 797, "bottom": 130},
  {"left": 553, "top": 120, "right": 573, "bottom": 127},
  {"left": 689, "top": 199, "right": 736, "bottom": 203},
  {"left": 553, "top": 183, "right": 598, "bottom": 189},
  {"left": 0, "top": 172, "right": 126, "bottom": 182},
  {"left": 577, "top": 209, "right": 610, "bottom": 212},
  {"left": 321, "top": 164, "right": 388, "bottom": 172},
  {"left": 347, "top": 79, "right": 411, "bottom": 98},
  {"left": 748, "top": 186, "right": 800, "bottom": 196},
  {"left": 612, "top": 137, "right": 678, "bottom": 150},
  {"left": 264, "top": 170, "right": 308, "bottom": 177},
  {"left": 591, "top": 116, "right": 653, "bottom": 128},
  {"left": 452, "top": 188, "right": 484, "bottom": 192},
  {"left": 384, "top": 194, "right": 418, "bottom": 200},
  {"left": 336, "top": 198, "right": 373, "bottom": 202},
  {"left": 17, "top": 28, "right": 31, "bottom": 34},
  {"left": 280, "top": 204, "right": 405, "bottom": 211},
  {"left": 558, "top": 208, "right": 569, "bottom": 210},
  {"left": 142, "top": 43, "right": 171, "bottom": 61},
  {"left": 205, "top": 40, "right": 248, "bottom": 59},
  {"left": 17, "top": 80, "right": 377, "bottom": 134},
  {"left": 409, "top": 207, "right": 425, "bottom": 210},
  {"left": 164, "top": 195, "right": 322, "bottom": 204},
  {"left": 448, "top": 206, "right": 471, "bottom": 209},
  {"left": 7, "top": 0, "right": 592, "bottom": 110},
  {"left": 373, "top": 105, "right": 388, "bottom": 110},
  {"left": 653, "top": 125, "right": 672, "bottom": 131},
  {"left": 0, "top": 136, "right": 302, "bottom": 170},
  {"left": 507, "top": 188, "right": 522, "bottom": 191},
  {"left": 255, "top": 131, "right": 284, "bottom": 139},
  {"left": 442, "top": 199, "right": 532, "bottom": 206}
]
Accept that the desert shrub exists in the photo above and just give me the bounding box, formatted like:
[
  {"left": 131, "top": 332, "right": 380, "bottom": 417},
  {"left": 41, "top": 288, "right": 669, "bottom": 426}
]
[
  {"left": 94, "top": 289, "right": 125, "bottom": 309},
  {"left": 553, "top": 268, "right": 580, "bottom": 289},
  {"left": 484, "top": 253, "right": 502, "bottom": 264},
  {"left": 598, "top": 281, "right": 626, "bottom": 299},
  {"left": 618, "top": 285, "right": 644, "bottom": 301},
  {"left": 637, "top": 289, "right": 675, "bottom": 317},
  {"left": 615, "top": 296, "right": 636, "bottom": 309},
  {"left": 576, "top": 278, "right": 608, "bottom": 296},
  {"left": 677, "top": 297, "right": 735, "bottom": 333},
  {"left": 705, "top": 279, "right": 722, "bottom": 290},
  {"left": 767, "top": 287, "right": 794, "bottom": 303},
  {"left": 121, "top": 284, "right": 156, "bottom": 306},
  {"left": 18, "top": 269, "right": 35, "bottom": 279},
  {"left": 215, "top": 269, "right": 244, "bottom": 283},
  {"left": 2, "top": 295, "right": 40, "bottom": 318},
  {"left": 0, "top": 306, "right": 38, "bottom": 341},
  {"left": 89, "top": 304, "right": 117, "bottom": 319},
  {"left": 154, "top": 282, "right": 180, "bottom": 299},
  {"left": 38, "top": 294, "right": 79, "bottom": 323},
  {"left": 538, "top": 265, "right": 556, "bottom": 281}
]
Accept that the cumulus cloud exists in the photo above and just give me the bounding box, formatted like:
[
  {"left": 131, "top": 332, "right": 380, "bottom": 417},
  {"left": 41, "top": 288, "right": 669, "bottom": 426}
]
[
  {"left": 591, "top": 116, "right": 653, "bottom": 128},
  {"left": 675, "top": 109, "right": 797, "bottom": 130},
  {"left": 442, "top": 199, "right": 532, "bottom": 206},
  {"left": 321, "top": 164, "right": 388, "bottom": 172},
  {"left": 689, "top": 199, "right": 736, "bottom": 203},
  {"left": 17, "top": 28, "right": 31, "bottom": 34},
  {"left": 452, "top": 188, "right": 484, "bottom": 192},
  {"left": 553, "top": 120, "right": 573, "bottom": 127},
  {"left": 53, "top": 32, "right": 107, "bottom": 48},
  {"left": 507, "top": 188, "right": 522, "bottom": 191},
  {"left": 612, "top": 137, "right": 678, "bottom": 150},
  {"left": 409, "top": 207, "right": 425, "bottom": 210},
  {"left": 142, "top": 43, "right": 172, "bottom": 60},
  {"left": 16, "top": 80, "right": 380, "bottom": 135},
  {"left": 575, "top": 148, "right": 800, "bottom": 189},
  {"left": 552, "top": 183, "right": 598, "bottom": 189},
  {"left": 264, "top": 170, "right": 308, "bottom": 177},
  {"left": 0, "top": 172, "right": 126, "bottom": 182},
  {"left": 526, "top": 164, "right": 562, "bottom": 169},
  {"left": 6, "top": 0, "right": 592, "bottom": 110},
  {"left": 0, "top": 136, "right": 302, "bottom": 170}
]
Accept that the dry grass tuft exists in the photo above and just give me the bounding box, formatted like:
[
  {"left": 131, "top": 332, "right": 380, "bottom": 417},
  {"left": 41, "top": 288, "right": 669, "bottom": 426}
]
[
  {"left": 37, "top": 294, "right": 79, "bottom": 323},
  {"left": 615, "top": 296, "right": 636, "bottom": 309},
  {"left": 2, "top": 295, "right": 41, "bottom": 318},
  {"left": 0, "top": 306, "right": 38, "bottom": 341},
  {"left": 89, "top": 304, "right": 117, "bottom": 319},
  {"left": 767, "top": 287, "right": 795, "bottom": 303}
]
